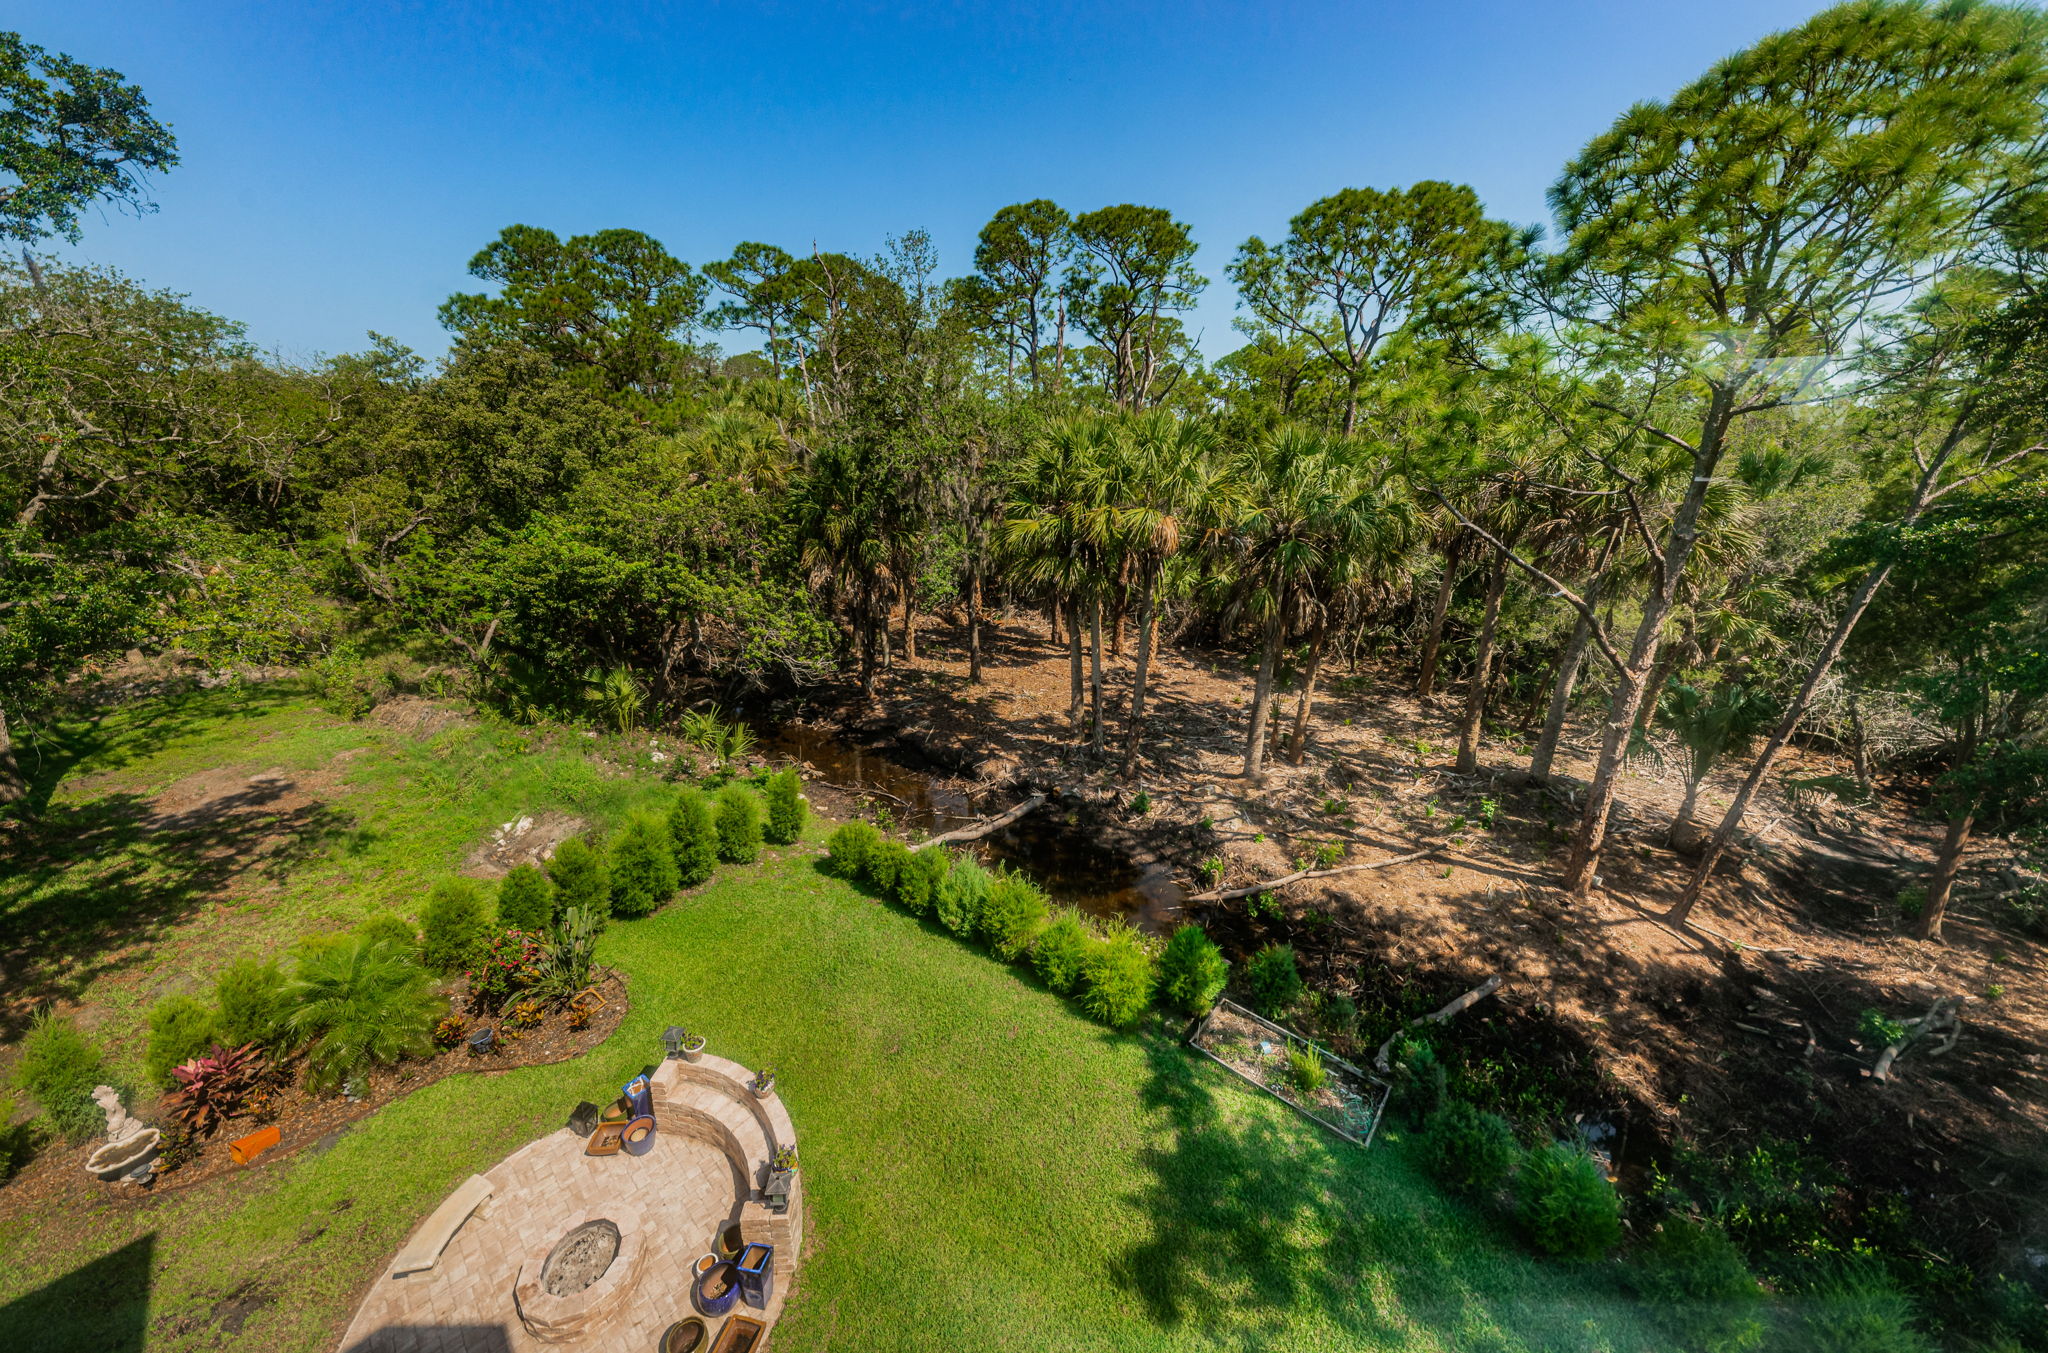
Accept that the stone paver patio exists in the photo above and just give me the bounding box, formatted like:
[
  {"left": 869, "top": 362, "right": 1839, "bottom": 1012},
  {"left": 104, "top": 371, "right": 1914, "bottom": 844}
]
[{"left": 340, "top": 1055, "right": 801, "bottom": 1352}]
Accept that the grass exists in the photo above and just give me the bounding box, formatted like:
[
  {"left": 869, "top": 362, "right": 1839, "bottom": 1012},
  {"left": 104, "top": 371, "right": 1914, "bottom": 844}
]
[{"left": 0, "top": 685, "right": 1661, "bottom": 1351}]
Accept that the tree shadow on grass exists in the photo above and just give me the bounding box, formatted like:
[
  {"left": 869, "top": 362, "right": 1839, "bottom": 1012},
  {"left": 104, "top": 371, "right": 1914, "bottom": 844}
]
[{"left": 0, "top": 1232, "right": 153, "bottom": 1353}]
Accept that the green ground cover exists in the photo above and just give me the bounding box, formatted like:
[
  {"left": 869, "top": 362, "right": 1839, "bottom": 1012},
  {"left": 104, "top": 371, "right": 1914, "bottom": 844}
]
[{"left": 0, "top": 687, "right": 1658, "bottom": 1352}]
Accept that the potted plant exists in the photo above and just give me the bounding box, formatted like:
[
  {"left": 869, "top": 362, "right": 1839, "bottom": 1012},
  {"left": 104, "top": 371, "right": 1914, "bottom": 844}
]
[
  {"left": 749, "top": 1066, "right": 777, "bottom": 1098},
  {"left": 681, "top": 1031, "right": 707, "bottom": 1061}
]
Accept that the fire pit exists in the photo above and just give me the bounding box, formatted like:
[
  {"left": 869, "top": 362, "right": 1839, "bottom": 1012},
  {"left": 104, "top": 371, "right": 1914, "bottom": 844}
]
[{"left": 513, "top": 1203, "right": 647, "bottom": 1343}]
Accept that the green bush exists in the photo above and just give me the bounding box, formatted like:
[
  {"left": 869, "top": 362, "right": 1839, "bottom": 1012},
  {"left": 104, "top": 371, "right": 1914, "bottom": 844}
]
[
  {"left": 546, "top": 836, "right": 610, "bottom": 922},
  {"left": 495, "top": 864, "right": 555, "bottom": 931},
  {"left": 1423, "top": 1100, "right": 1518, "bottom": 1198},
  {"left": 1390, "top": 1036, "right": 1447, "bottom": 1126},
  {"left": 865, "top": 839, "right": 912, "bottom": 895},
  {"left": 1785, "top": 1260, "right": 1935, "bottom": 1353},
  {"left": 144, "top": 993, "right": 221, "bottom": 1088},
  {"left": 356, "top": 910, "right": 420, "bottom": 953},
  {"left": 1630, "top": 1220, "right": 1766, "bottom": 1353},
  {"left": 1157, "top": 924, "right": 1229, "bottom": 1015},
  {"left": 827, "top": 820, "right": 880, "bottom": 879},
  {"left": 215, "top": 956, "right": 291, "bottom": 1050},
  {"left": 1079, "top": 927, "right": 1155, "bottom": 1028},
  {"left": 0, "top": 1092, "right": 32, "bottom": 1181},
  {"left": 979, "top": 868, "right": 1048, "bottom": 960},
  {"left": 1244, "top": 943, "right": 1303, "bottom": 1014},
  {"left": 285, "top": 935, "right": 446, "bottom": 1092},
  {"left": 764, "top": 768, "right": 807, "bottom": 844},
  {"left": 14, "top": 1011, "right": 109, "bottom": 1140},
  {"left": 1032, "top": 911, "right": 1094, "bottom": 995},
  {"left": 609, "top": 811, "right": 681, "bottom": 918},
  {"left": 715, "top": 786, "right": 765, "bottom": 864},
  {"left": 420, "top": 877, "right": 493, "bottom": 973},
  {"left": 935, "top": 854, "right": 993, "bottom": 937},
  {"left": 895, "top": 846, "right": 950, "bottom": 915},
  {"left": 1287, "top": 1042, "right": 1327, "bottom": 1094},
  {"left": 668, "top": 787, "right": 719, "bottom": 887},
  {"left": 1515, "top": 1141, "right": 1622, "bottom": 1259}
]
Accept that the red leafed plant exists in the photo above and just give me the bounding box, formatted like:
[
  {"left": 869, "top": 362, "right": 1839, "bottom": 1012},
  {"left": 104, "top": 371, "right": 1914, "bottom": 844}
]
[{"left": 168, "top": 1042, "right": 269, "bottom": 1136}]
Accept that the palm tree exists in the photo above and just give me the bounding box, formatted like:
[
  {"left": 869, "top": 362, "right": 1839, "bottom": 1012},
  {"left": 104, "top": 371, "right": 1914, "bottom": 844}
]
[
  {"left": 1657, "top": 681, "right": 1774, "bottom": 847},
  {"left": 1001, "top": 416, "right": 1116, "bottom": 743},
  {"left": 1217, "top": 425, "right": 1415, "bottom": 778}
]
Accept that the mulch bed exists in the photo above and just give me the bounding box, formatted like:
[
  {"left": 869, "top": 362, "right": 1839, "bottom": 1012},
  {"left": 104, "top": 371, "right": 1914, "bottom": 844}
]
[
  {"left": 0, "top": 969, "right": 629, "bottom": 1221},
  {"left": 1189, "top": 999, "right": 1388, "bottom": 1145}
]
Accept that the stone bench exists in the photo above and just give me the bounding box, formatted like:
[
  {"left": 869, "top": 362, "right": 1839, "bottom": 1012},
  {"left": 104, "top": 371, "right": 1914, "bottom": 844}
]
[{"left": 389, "top": 1174, "right": 493, "bottom": 1276}]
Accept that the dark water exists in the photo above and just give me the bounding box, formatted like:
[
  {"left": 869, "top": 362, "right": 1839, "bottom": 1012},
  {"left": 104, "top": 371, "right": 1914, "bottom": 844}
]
[{"left": 759, "top": 722, "right": 1185, "bottom": 932}]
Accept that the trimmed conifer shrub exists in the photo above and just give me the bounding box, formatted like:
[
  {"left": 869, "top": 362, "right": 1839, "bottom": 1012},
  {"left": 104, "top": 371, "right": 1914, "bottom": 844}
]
[
  {"left": 715, "top": 786, "right": 765, "bottom": 864},
  {"left": 895, "top": 846, "right": 949, "bottom": 915},
  {"left": 546, "top": 836, "right": 610, "bottom": 924},
  {"left": 865, "top": 839, "right": 912, "bottom": 895},
  {"left": 1079, "top": 927, "right": 1155, "bottom": 1028},
  {"left": 145, "top": 993, "right": 220, "bottom": 1088},
  {"left": 609, "top": 811, "right": 681, "bottom": 918},
  {"left": 15, "top": 1010, "right": 109, "bottom": 1140},
  {"left": 215, "top": 956, "right": 291, "bottom": 1050},
  {"left": 496, "top": 864, "right": 555, "bottom": 930},
  {"left": 934, "top": 854, "right": 992, "bottom": 936},
  {"left": 1630, "top": 1219, "right": 1766, "bottom": 1353},
  {"left": 1515, "top": 1141, "right": 1623, "bottom": 1259},
  {"left": 421, "top": 877, "right": 493, "bottom": 972},
  {"left": 1157, "top": 924, "right": 1229, "bottom": 1015},
  {"left": 979, "top": 867, "right": 1048, "bottom": 960},
  {"left": 1422, "top": 1100, "right": 1519, "bottom": 1198},
  {"left": 1245, "top": 942, "right": 1303, "bottom": 1013},
  {"left": 1032, "top": 910, "right": 1093, "bottom": 995},
  {"left": 356, "top": 910, "right": 419, "bottom": 953},
  {"left": 668, "top": 787, "right": 719, "bottom": 886},
  {"left": 1786, "top": 1259, "right": 1935, "bottom": 1353},
  {"left": 764, "top": 768, "right": 806, "bottom": 844},
  {"left": 827, "top": 820, "right": 880, "bottom": 878}
]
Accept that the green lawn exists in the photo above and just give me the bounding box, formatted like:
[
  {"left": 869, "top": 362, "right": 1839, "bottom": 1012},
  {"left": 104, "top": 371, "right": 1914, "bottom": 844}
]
[{"left": 0, "top": 687, "right": 1660, "bottom": 1352}]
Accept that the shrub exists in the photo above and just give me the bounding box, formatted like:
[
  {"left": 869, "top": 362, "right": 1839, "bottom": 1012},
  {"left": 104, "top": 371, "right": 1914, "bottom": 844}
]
[
  {"left": 1515, "top": 1141, "right": 1622, "bottom": 1259},
  {"left": 668, "top": 787, "right": 719, "bottom": 887},
  {"left": 1032, "top": 911, "right": 1094, "bottom": 995},
  {"left": 764, "top": 768, "right": 807, "bottom": 844},
  {"left": 532, "top": 905, "right": 604, "bottom": 1005},
  {"left": 1287, "top": 1042, "right": 1327, "bottom": 1095},
  {"left": 1858, "top": 1007, "right": 1906, "bottom": 1049},
  {"left": 546, "top": 836, "right": 610, "bottom": 923},
  {"left": 496, "top": 864, "right": 555, "bottom": 931},
  {"left": 980, "top": 868, "right": 1049, "bottom": 960},
  {"left": 897, "top": 847, "right": 950, "bottom": 915},
  {"left": 827, "top": 820, "right": 880, "bottom": 878},
  {"left": 1244, "top": 943, "right": 1303, "bottom": 1014},
  {"left": 715, "top": 786, "right": 765, "bottom": 864},
  {"left": 1079, "top": 927, "right": 1156, "bottom": 1028},
  {"left": 1630, "top": 1220, "right": 1766, "bottom": 1353},
  {"left": 421, "top": 877, "right": 493, "bottom": 972},
  {"left": 1391, "top": 1036, "right": 1447, "bottom": 1126},
  {"left": 1157, "top": 924, "right": 1229, "bottom": 1015},
  {"left": 215, "top": 956, "right": 291, "bottom": 1050},
  {"left": 1423, "top": 1100, "right": 1518, "bottom": 1198},
  {"left": 356, "top": 910, "right": 419, "bottom": 954},
  {"left": 609, "top": 811, "right": 681, "bottom": 918},
  {"left": 466, "top": 928, "right": 547, "bottom": 1012},
  {"left": 0, "top": 1092, "right": 32, "bottom": 1181},
  {"left": 14, "top": 1011, "right": 107, "bottom": 1141},
  {"left": 1786, "top": 1260, "right": 1935, "bottom": 1353},
  {"left": 144, "top": 993, "right": 220, "bottom": 1089},
  {"left": 286, "top": 935, "right": 446, "bottom": 1092},
  {"left": 935, "top": 854, "right": 993, "bottom": 937},
  {"left": 166, "top": 1042, "right": 268, "bottom": 1137},
  {"left": 866, "top": 839, "right": 912, "bottom": 895}
]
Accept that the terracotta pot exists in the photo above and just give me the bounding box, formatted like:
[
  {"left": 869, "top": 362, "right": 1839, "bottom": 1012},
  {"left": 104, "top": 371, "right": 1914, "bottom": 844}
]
[{"left": 228, "top": 1125, "right": 280, "bottom": 1165}]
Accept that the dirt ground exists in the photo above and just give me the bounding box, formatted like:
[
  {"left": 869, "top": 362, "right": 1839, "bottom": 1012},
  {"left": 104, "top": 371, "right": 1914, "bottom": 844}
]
[{"left": 776, "top": 609, "right": 2048, "bottom": 1275}]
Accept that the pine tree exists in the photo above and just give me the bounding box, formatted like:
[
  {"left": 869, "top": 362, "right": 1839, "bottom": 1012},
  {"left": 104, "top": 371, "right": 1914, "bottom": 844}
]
[
  {"left": 546, "top": 837, "right": 610, "bottom": 925},
  {"left": 715, "top": 786, "right": 764, "bottom": 864},
  {"left": 763, "top": 768, "right": 806, "bottom": 845}
]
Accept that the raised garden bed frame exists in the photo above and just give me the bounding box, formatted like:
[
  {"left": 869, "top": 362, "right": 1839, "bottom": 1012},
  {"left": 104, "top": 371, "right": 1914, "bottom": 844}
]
[{"left": 1187, "top": 998, "right": 1392, "bottom": 1149}]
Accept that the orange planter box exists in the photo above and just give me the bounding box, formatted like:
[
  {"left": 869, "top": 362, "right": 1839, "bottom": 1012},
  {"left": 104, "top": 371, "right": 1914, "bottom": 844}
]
[{"left": 229, "top": 1125, "right": 280, "bottom": 1165}]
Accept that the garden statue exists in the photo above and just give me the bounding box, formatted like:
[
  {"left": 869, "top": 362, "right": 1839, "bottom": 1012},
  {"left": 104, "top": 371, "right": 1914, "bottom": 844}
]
[{"left": 84, "top": 1085, "right": 161, "bottom": 1182}]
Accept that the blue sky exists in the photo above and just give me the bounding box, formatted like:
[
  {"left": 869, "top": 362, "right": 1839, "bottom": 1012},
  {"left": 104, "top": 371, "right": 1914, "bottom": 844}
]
[{"left": 20, "top": 0, "right": 1834, "bottom": 365}]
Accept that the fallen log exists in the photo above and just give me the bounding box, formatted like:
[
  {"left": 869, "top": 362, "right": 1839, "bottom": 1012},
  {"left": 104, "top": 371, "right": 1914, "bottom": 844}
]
[
  {"left": 1871, "top": 995, "right": 1962, "bottom": 1084},
  {"left": 1374, "top": 975, "right": 1505, "bottom": 1072},
  {"left": 911, "top": 794, "right": 1045, "bottom": 852},
  {"left": 1185, "top": 844, "right": 1445, "bottom": 903}
]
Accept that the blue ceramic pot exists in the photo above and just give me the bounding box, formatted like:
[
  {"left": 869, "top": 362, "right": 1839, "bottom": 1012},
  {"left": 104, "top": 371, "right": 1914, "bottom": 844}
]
[{"left": 694, "top": 1261, "right": 740, "bottom": 1317}]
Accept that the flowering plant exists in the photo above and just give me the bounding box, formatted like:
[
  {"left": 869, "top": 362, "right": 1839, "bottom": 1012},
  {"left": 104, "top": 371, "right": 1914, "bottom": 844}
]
[{"left": 465, "top": 928, "right": 545, "bottom": 1013}]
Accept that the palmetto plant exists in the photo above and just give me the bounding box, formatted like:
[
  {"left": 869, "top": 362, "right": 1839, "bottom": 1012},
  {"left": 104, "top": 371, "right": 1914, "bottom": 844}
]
[
  {"left": 1001, "top": 415, "right": 1117, "bottom": 742},
  {"left": 285, "top": 936, "right": 446, "bottom": 1092},
  {"left": 1658, "top": 681, "right": 1776, "bottom": 842},
  {"left": 583, "top": 664, "right": 646, "bottom": 735},
  {"left": 679, "top": 708, "right": 757, "bottom": 773}
]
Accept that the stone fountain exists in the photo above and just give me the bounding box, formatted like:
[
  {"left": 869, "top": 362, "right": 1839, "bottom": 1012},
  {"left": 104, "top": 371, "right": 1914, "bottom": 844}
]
[{"left": 84, "top": 1085, "right": 161, "bottom": 1182}]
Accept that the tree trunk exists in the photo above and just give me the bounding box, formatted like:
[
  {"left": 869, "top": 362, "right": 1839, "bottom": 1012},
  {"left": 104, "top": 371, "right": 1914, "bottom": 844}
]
[
  {"left": 1847, "top": 693, "right": 1872, "bottom": 795},
  {"left": 967, "top": 563, "right": 984, "bottom": 684},
  {"left": 1066, "top": 596, "right": 1084, "bottom": 736},
  {"left": 1047, "top": 599, "right": 1061, "bottom": 645},
  {"left": 1634, "top": 638, "right": 1685, "bottom": 737},
  {"left": 1122, "top": 583, "right": 1157, "bottom": 780},
  {"left": 901, "top": 587, "right": 917, "bottom": 663},
  {"left": 1416, "top": 539, "right": 1464, "bottom": 702},
  {"left": 1286, "top": 623, "right": 1329, "bottom": 765},
  {"left": 1565, "top": 386, "right": 1736, "bottom": 900},
  {"left": 1243, "top": 612, "right": 1283, "bottom": 779},
  {"left": 1456, "top": 550, "right": 1510, "bottom": 775},
  {"left": 1089, "top": 596, "right": 1106, "bottom": 755},
  {"left": 0, "top": 705, "right": 24, "bottom": 805},
  {"left": 1918, "top": 810, "right": 1975, "bottom": 942},
  {"left": 1671, "top": 777, "right": 1701, "bottom": 842},
  {"left": 1530, "top": 610, "right": 1591, "bottom": 784}
]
